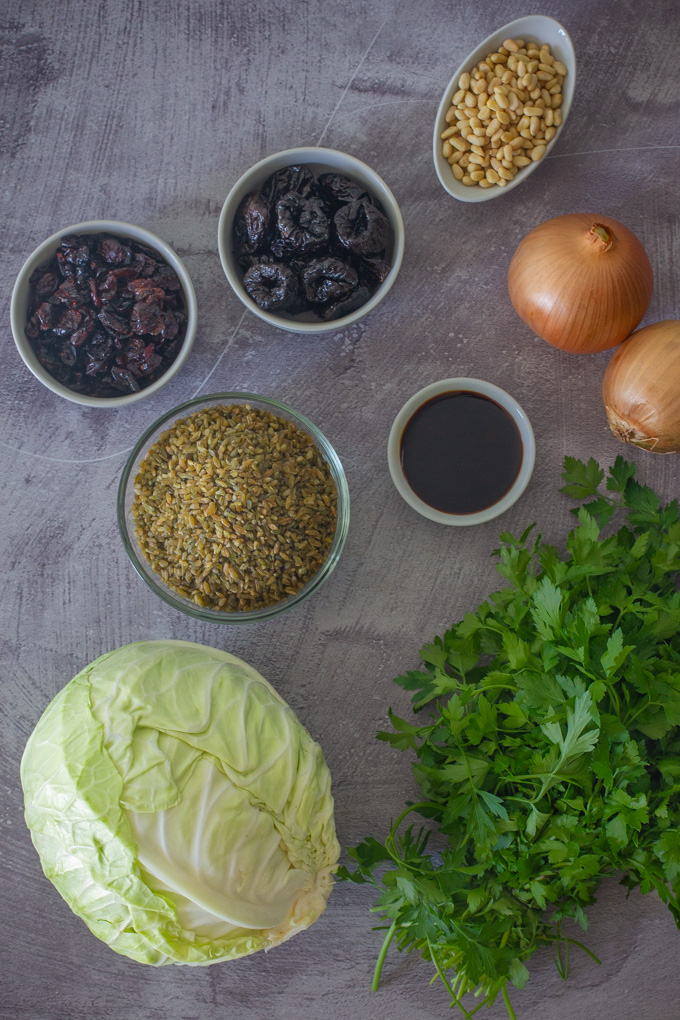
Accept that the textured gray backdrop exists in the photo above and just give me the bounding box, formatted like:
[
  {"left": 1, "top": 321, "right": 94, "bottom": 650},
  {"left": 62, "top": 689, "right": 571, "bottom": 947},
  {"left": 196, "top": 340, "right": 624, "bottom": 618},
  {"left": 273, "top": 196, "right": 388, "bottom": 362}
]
[{"left": 2, "top": 1, "right": 680, "bottom": 1018}]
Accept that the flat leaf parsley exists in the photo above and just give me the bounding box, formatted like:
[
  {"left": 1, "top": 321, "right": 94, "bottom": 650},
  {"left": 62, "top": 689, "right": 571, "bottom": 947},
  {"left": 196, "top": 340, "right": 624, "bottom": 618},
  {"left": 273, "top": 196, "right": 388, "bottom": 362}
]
[{"left": 340, "top": 457, "right": 680, "bottom": 1018}]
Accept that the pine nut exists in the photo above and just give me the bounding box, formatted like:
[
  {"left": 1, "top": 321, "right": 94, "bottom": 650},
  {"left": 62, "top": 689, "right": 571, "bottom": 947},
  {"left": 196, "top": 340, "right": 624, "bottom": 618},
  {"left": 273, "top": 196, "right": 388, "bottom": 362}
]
[{"left": 441, "top": 39, "right": 566, "bottom": 189}]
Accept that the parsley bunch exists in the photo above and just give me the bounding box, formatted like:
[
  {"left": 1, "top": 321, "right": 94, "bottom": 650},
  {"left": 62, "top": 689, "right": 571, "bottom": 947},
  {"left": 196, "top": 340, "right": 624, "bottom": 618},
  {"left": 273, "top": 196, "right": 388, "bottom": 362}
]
[{"left": 341, "top": 457, "right": 680, "bottom": 1018}]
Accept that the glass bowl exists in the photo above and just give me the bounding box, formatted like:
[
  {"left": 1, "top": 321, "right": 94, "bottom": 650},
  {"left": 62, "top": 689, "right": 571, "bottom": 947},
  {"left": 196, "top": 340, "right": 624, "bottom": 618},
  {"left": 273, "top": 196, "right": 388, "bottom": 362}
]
[{"left": 118, "top": 393, "right": 350, "bottom": 622}]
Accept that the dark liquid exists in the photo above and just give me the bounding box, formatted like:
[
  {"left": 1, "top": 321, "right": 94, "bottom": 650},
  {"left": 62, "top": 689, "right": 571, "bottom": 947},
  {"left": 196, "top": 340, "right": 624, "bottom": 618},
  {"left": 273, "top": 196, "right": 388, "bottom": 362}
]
[{"left": 400, "top": 391, "right": 523, "bottom": 514}]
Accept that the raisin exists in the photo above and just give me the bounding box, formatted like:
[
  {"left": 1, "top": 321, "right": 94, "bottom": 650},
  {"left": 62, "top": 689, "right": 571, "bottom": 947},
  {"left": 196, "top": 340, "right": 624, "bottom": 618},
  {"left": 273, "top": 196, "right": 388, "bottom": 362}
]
[{"left": 100, "top": 237, "right": 130, "bottom": 265}]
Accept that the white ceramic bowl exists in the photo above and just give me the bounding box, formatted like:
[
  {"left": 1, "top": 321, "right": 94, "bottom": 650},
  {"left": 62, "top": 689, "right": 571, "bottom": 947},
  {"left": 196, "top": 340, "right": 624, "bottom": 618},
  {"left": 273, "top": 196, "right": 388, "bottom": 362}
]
[
  {"left": 11, "top": 220, "right": 197, "bottom": 407},
  {"left": 218, "top": 146, "right": 405, "bottom": 333},
  {"left": 433, "top": 15, "right": 576, "bottom": 202},
  {"left": 387, "top": 378, "right": 535, "bottom": 525}
]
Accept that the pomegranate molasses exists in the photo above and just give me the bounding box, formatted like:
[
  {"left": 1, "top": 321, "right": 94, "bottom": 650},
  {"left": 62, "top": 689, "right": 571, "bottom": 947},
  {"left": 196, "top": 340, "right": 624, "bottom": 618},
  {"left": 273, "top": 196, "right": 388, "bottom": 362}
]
[{"left": 400, "top": 390, "right": 523, "bottom": 514}]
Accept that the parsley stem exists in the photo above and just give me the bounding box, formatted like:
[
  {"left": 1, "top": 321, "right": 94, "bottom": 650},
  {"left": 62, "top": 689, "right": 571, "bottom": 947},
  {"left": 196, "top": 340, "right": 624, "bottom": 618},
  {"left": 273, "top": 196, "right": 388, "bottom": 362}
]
[
  {"left": 371, "top": 920, "right": 396, "bottom": 992},
  {"left": 427, "top": 938, "right": 473, "bottom": 1019},
  {"left": 502, "top": 983, "right": 518, "bottom": 1020}
]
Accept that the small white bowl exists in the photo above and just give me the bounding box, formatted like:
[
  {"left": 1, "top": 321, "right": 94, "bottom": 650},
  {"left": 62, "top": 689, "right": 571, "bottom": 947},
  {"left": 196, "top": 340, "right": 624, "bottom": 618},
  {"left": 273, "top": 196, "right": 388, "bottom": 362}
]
[
  {"left": 217, "top": 146, "right": 405, "bottom": 333},
  {"left": 433, "top": 15, "right": 576, "bottom": 202},
  {"left": 387, "top": 378, "right": 535, "bottom": 525},
  {"left": 11, "top": 220, "right": 197, "bottom": 407}
]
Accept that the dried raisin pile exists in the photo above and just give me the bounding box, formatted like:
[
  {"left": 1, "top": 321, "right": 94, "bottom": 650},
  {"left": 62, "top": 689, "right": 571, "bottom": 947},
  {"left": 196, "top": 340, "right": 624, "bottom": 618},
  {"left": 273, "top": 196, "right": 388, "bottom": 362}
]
[
  {"left": 24, "top": 233, "right": 188, "bottom": 398},
  {"left": 232, "top": 166, "right": 393, "bottom": 321}
]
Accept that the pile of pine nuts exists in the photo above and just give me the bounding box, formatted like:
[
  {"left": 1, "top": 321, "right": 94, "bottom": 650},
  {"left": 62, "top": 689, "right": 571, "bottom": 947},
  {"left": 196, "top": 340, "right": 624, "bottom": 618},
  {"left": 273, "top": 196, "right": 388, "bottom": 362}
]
[{"left": 440, "top": 38, "right": 567, "bottom": 189}]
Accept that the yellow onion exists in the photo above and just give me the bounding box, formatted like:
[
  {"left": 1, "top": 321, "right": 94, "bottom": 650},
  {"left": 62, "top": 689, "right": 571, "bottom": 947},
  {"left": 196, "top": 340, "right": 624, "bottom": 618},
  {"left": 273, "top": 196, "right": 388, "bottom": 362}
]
[
  {"left": 508, "top": 213, "right": 653, "bottom": 353},
  {"left": 603, "top": 320, "right": 680, "bottom": 453}
]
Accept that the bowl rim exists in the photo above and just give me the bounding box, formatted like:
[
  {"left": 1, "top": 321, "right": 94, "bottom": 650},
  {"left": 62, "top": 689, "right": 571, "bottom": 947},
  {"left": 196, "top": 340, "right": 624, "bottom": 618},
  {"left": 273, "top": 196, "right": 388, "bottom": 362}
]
[
  {"left": 387, "top": 377, "right": 535, "bottom": 525},
  {"left": 117, "top": 391, "right": 350, "bottom": 622},
  {"left": 10, "top": 219, "right": 198, "bottom": 407},
  {"left": 217, "top": 145, "right": 405, "bottom": 334},
  {"left": 433, "top": 14, "right": 576, "bottom": 203}
]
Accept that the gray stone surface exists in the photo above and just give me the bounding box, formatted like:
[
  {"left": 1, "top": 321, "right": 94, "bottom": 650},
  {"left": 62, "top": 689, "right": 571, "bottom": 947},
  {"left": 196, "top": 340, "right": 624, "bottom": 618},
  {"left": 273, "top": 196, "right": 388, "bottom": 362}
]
[{"left": 2, "top": 1, "right": 680, "bottom": 1017}]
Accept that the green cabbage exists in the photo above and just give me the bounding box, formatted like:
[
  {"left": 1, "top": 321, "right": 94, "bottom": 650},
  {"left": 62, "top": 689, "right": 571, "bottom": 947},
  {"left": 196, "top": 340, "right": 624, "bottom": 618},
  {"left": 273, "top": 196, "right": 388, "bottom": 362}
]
[{"left": 21, "top": 640, "right": 339, "bottom": 966}]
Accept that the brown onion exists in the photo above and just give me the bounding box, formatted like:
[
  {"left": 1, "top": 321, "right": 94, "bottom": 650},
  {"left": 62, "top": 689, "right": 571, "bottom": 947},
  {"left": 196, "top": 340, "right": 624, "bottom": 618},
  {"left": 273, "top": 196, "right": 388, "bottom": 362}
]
[
  {"left": 508, "top": 213, "right": 653, "bottom": 354},
  {"left": 603, "top": 320, "right": 680, "bottom": 454}
]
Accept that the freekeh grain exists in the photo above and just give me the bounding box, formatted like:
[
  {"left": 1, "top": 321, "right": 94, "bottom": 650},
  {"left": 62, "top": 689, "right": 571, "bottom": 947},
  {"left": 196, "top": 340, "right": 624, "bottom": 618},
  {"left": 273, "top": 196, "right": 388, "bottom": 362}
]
[{"left": 132, "top": 404, "right": 337, "bottom": 612}]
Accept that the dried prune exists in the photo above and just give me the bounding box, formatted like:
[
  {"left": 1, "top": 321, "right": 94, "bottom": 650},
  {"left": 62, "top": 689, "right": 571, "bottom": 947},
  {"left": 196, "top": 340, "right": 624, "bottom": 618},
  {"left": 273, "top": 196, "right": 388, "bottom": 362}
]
[
  {"left": 317, "top": 173, "right": 369, "bottom": 207},
  {"left": 302, "top": 258, "right": 358, "bottom": 305},
  {"left": 320, "top": 285, "right": 372, "bottom": 321},
  {"left": 233, "top": 191, "right": 270, "bottom": 257},
  {"left": 335, "top": 199, "right": 390, "bottom": 256},
  {"left": 23, "top": 232, "right": 188, "bottom": 397},
  {"left": 243, "top": 262, "right": 298, "bottom": 311},
  {"left": 232, "top": 164, "right": 394, "bottom": 322},
  {"left": 263, "top": 165, "right": 315, "bottom": 204},
  {"left": 357, "top": 256, "right": 392, "bottom": 288},
  {"left": 276, "top": 194, "right": 329, "bottom": 254}
]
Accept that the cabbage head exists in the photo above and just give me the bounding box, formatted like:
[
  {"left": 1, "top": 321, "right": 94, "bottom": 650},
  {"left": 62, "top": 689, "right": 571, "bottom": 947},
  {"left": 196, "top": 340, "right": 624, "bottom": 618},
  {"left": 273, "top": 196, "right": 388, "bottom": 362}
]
[{"left": 21, "top": 640, "right": 340, "bottom": 965}]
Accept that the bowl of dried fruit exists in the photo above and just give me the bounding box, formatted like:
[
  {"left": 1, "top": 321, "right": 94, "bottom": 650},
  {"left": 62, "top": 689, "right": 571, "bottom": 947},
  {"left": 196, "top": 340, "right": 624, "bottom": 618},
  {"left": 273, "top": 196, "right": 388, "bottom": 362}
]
[
  {"left": 117, "top": 393, "right": 350, "bottom": 622},
  {"left": 218, "top": 147, "right": 405, "bottom": 333},
  {"left": 10, "top": 220, "right": 197, "bottom": 406},
  {"left": 433, "top": 15, "right": 576, "bottom": 201}
]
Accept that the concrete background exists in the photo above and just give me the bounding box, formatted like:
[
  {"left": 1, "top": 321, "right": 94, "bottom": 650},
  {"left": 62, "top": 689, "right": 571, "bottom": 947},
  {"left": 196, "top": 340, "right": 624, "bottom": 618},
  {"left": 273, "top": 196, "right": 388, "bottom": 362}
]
[{"left": 2, "top": 1, "right": 680, "bottom": 1017}]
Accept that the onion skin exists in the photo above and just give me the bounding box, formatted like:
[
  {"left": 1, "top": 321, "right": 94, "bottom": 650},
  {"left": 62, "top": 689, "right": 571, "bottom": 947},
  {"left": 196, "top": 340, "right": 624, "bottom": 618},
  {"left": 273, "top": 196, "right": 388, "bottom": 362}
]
[
  {"left": 603, "top": 320, "right": 680, "bottom": 454},
  {"left": 508, "top": 213, "right": 654, "bottom": 354}
]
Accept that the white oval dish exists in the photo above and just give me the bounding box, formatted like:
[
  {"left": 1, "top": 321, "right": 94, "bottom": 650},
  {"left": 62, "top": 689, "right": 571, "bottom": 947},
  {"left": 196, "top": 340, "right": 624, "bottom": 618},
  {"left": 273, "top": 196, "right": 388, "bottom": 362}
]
[
  {"left": 11, "top": 220, "right": 197, "bottom": 407},
  {"left": 433, "top": 15, "right": 576, "bottom": 203},
  {"left": 387, "top": 378, "right": 535, "bottom": 525},
  {"left": 218, "top": 146, "right": 405, "bottom": 334}
]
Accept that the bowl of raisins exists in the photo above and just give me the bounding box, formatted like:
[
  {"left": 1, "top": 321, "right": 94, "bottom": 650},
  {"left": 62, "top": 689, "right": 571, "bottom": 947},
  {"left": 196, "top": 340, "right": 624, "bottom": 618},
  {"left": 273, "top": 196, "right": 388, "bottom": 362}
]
[
  {"left": 218, "top": 147, "right": 404, "bottom": 333},
  {"left": 11, "top": 220, "right": 197, "bottom": 406}
]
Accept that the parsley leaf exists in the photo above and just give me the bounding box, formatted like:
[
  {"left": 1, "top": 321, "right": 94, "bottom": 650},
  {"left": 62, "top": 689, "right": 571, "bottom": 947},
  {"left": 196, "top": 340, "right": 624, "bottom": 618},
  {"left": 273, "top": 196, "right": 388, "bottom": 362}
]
[{"left": 344, "top": 457, "right": 680, "bottom": 1017}]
